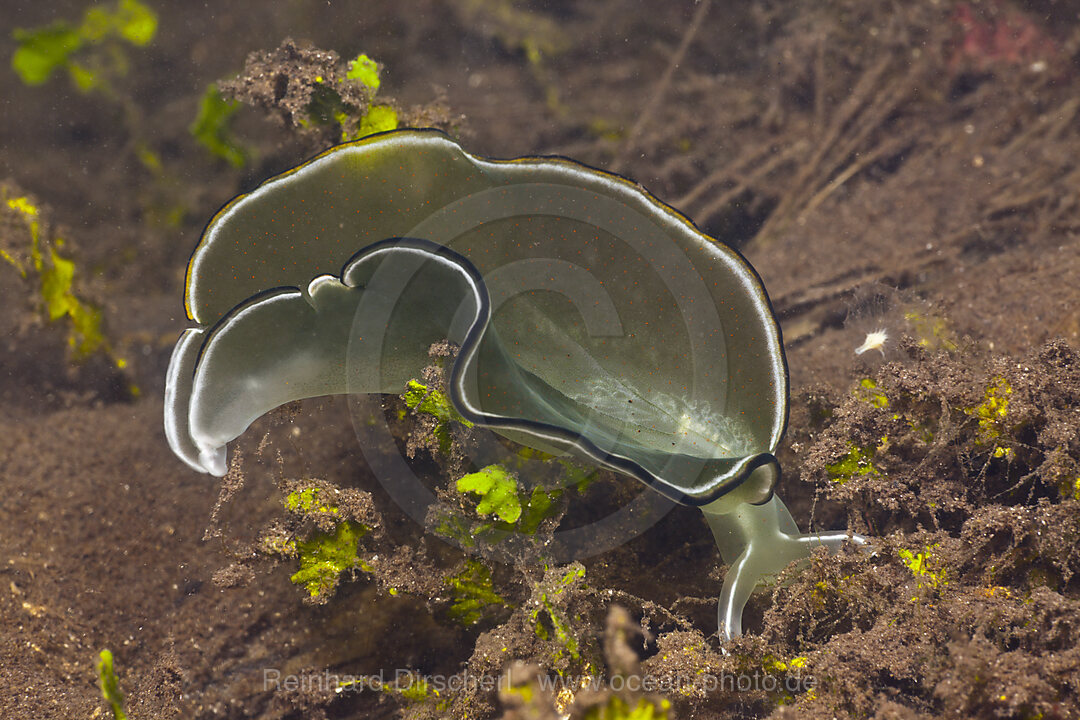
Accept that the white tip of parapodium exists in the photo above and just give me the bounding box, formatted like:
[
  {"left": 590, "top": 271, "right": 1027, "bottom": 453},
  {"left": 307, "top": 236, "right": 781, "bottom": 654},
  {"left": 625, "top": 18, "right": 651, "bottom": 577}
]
[{"left": 198, "top": 446, "right": 228, "bottom": 477}]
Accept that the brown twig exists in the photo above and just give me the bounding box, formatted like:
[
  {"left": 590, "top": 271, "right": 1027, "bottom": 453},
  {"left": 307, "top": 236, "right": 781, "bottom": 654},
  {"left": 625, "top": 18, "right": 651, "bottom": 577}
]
[
  {"left": 752, "top": 57, "right": 927, "bottom": 246},
  {"left": 797, "top": 134, "right": 910, "bottom": 221},
  {"left": 694, "top": 140, "right": 809, "bottom": 227},
  {"left": 612, "top": 0, "right": 712, "bottom": 172}
]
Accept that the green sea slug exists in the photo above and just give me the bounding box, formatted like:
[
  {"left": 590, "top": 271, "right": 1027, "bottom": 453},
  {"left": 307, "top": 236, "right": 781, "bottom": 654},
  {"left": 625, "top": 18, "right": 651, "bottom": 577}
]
[{"left": 164, "top": 129, "right": 865, "bottom": 639}]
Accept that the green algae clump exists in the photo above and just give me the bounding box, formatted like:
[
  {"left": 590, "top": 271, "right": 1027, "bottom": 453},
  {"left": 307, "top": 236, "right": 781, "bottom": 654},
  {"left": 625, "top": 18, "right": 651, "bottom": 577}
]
[
  {"left": 290, "top": 521, "right": 369, "bottom": 601},
  {"left": 825, "top": 442, "right": 881, "bottom": 484},
  {"left": 457, "top": 465, "right": 522, "bottom": 524},
  {"left": 446, "top": 559, "right": 510, "bottom": 626},
  {"left": 12, "top": 0, "right": 156, "bottom": 89}
]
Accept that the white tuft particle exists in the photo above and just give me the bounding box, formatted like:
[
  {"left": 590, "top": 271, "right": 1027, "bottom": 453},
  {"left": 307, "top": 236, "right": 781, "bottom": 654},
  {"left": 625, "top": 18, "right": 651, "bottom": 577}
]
[{"left": 855, "top": 329, "right": 889, "bottom": 356}]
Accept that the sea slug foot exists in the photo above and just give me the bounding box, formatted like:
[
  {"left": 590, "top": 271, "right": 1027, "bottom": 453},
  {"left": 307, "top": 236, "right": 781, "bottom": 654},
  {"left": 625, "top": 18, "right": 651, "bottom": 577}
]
[{"left": 703, "top": 495, "right": 867, "bottom": 642}]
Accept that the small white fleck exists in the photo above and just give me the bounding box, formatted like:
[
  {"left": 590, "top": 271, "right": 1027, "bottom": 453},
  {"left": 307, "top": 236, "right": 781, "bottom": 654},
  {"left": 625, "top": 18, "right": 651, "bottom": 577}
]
[{"left": 855, "top": 329, "right": 889, "bottom": 356}]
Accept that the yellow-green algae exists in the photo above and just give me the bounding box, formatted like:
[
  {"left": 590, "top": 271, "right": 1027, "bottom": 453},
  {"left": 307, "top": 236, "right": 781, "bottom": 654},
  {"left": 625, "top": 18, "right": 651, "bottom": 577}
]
[
  {"left": 189, "top": 85, "right": 246, "bottom": 168},
  {"left": 96, "top": 649, "right": 128, "bottom": 720},
  {"left": 457, "top": 465, "right": 522, "bottom": 524},
  {"left": 825, "top": 442, "right": 881, "bottom": 484},
  {"left": 284, "top": 487, "right": 339, "bottom": 517},
  {"left": 2, "top": 190, "right": 129, "bottom": 375},
  {"left": 446, "top": 558, "right": 510, "bottom": 625},
  {"left": 290, "top": 521, "right": 369, "bottom": 600}
]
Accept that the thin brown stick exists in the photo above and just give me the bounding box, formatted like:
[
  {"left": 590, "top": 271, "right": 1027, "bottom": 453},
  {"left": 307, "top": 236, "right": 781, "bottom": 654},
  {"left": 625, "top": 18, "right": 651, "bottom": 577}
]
[
  {"left": 814, "top": 36, "right": 827, "bottom": 136},
  {"left": 676, "top": 162, "right": 747, "bottom": 210},
  {"left": 999, "top": 97, "right": 1080, "bottom": 158},
  {"left": 753, "top": 58, "right": 924, "bottom": 246},
  {"left": 695, "top": 140, "right": 808, "bottom": 226},
  {"left": 784, "top": 55, "right": 894, "bottom": 201},
  {"left": 675, "top": 142, "right": 788, "bottom": 208},
  {"left": 797, "top": 135, "right": 909, "bottom": 221},
  {"left": 612, "top": 0, "right": 712, "bottom": 172}
]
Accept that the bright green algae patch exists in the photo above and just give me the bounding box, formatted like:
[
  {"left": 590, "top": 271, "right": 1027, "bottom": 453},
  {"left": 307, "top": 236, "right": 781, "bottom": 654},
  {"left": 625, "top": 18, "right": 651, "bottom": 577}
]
[
  {"left": 309, "top": 51, "right": 398, "bottom": 142},
  {"left": 96, "top": 649, "right": 128, "bottom": 720},
  {"left": 457, "top": 465, "right": 522, "bottom": 523},
  {"left": 583, "top": 696, "right": 671, "bottom": 720},
  {"left": 403, "top": 379, "right": 474, "bottom": 427},
  {"left": 435, "top": 461, "right": 563, "bottom": 548},
  {"left": 290, "top": 521, "right": 369, "bottom": 600},
  {"left": 358, "top": 104, "right": 398, "bottom": 136},
  {"left": 284, "top": 487, "right": 339, "bottom": 516},
  {"left": 898, "top": 544, "right": 947, "bottom": 593},
  {"left": 12, "top": 0, "right": 156, "bottom": 88},
  {"left": 965, "top": 376, "right": 1012, "bottom": 443},
  {"left": 825, "top": 442, "right": 880, "bottom": 484},
  {"left": 346, "top": 53, "right": 381, "bottom": 90},
  {"left": 404, "top": 379, "right": 474, "bottom": 454},
  {"left": 1, "top": 187, "right": 130, "bottom": 376},
  {"left": 3, "top": 193, "right": 105, "bottom": 358}
]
